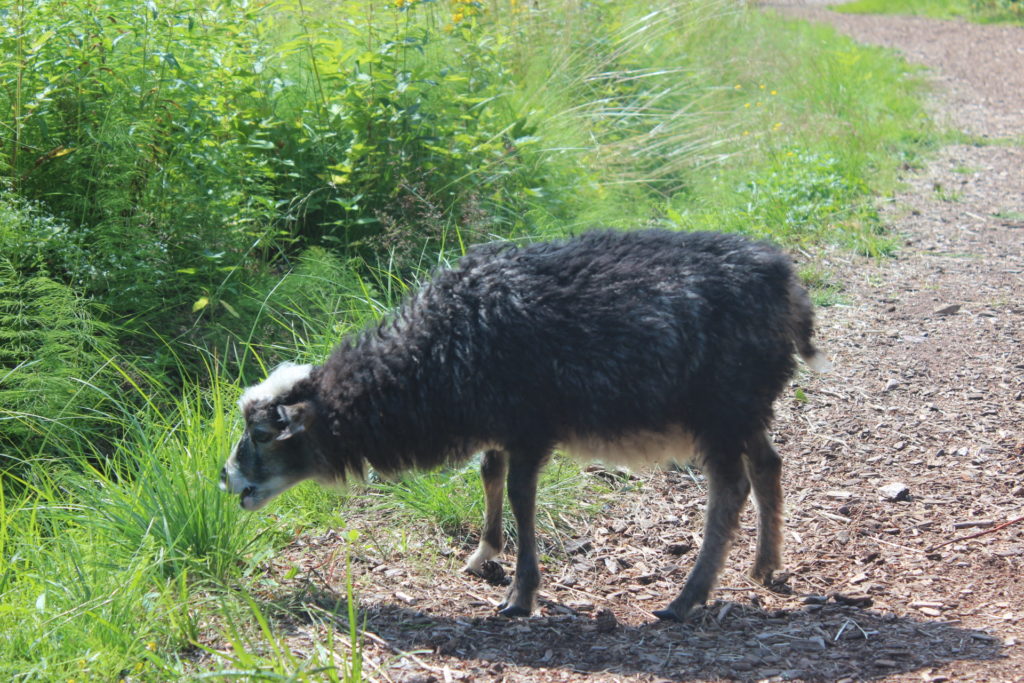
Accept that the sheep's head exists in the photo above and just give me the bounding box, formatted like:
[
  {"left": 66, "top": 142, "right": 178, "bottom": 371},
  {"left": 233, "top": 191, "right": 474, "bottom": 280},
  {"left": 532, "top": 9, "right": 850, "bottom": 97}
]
[
  {"left": 220, "top": 363, "right": 319, "bottom": 510},
  {"left": 220, "top": 400, "right": 320, "bottom": 510}
]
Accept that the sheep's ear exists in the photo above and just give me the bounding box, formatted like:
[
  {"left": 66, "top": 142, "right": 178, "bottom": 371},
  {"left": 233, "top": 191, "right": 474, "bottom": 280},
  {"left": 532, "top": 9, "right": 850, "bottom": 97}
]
[{"left": 276, "top": 401, "right": 314, "bottom": 441}]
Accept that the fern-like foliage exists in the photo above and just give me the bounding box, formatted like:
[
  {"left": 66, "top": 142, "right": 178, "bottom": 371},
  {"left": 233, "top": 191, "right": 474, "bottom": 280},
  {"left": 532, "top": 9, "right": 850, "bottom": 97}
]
[{"left": 0, "top": 260, "right": 115, "bottom": 470}]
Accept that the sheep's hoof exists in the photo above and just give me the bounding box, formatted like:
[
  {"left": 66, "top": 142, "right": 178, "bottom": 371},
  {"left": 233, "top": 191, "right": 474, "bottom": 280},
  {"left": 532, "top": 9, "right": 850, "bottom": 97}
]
[
  {"left": 465, "top": 560, "right": 508, "bottom": 586},
  {"left": 497, "top": 603, "right": 532, "bottom": 618}
]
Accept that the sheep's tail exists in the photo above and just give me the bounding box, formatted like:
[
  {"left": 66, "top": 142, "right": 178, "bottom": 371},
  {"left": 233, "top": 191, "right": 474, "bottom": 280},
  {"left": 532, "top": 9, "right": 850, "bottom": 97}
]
[{"left": 788, "top": 277, "right": 833, "bottom": 373}]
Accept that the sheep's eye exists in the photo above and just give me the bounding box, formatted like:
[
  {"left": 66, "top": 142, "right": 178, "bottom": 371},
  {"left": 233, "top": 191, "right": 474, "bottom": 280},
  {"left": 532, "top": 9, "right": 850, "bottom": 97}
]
[{"left": 251, "top": 426, "right": 275, "bottom": 443}]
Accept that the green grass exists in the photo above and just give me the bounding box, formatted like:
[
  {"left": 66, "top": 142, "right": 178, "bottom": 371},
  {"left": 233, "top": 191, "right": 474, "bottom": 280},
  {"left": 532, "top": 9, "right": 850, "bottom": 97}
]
[
  {"left": 0, "top": 359, "right": 287, "bottom": 680},
  {"left": 372, "top": 452, "right": 599, "bottom": 545},
  {"left": 799, "top": 264, "right": 849, "bottom": 308},
  {"left": 932, "top": 182, "right": 964, "bottom": 202},
  {"left": 663, "top": 10, "right": 934, "bottom": 256},
  {"left": 837, "top": 0, "right": 974, "bottom": 19},
  {"left": 836, "top": 0, "right": 1024, "bottom": 24},
  {"left": 941, "top": 129, "right": 1024, "bottom": 147},
  {"left": 994, "top": 210, "right": 1024, "bottom": 222}
]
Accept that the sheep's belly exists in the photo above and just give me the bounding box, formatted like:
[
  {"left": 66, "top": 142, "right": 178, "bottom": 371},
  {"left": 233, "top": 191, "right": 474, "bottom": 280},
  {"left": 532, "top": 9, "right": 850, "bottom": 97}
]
[{"left": 560, "top": 426, "right": 699, "bottom": 469}]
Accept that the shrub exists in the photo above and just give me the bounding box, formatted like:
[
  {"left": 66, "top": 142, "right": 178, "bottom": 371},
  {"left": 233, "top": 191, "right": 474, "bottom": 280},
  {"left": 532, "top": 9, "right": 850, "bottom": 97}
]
[
  {"left": 0, "top": 0, "right": 284, "bottom": 328},
  {"left": 248, "top": 0, "right": 549, "bottom": 258}
]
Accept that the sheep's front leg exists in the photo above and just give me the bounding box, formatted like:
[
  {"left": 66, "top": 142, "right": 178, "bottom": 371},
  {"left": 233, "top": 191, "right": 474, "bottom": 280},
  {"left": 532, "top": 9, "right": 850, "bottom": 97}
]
[
  {"left": 463, "top": 449, "right": 508, "bottom": 574},
  {"left": 497, "top": 450, "right": 545, "bottom": 617},
  {"left": 654, "top": 450, "right": 750, "bottom": 621}
]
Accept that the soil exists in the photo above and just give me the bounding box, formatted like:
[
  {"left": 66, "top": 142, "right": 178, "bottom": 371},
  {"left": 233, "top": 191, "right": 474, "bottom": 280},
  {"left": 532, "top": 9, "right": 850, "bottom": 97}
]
[{"left": 207, "top": 4, "right": 1024, "bottom": 681}]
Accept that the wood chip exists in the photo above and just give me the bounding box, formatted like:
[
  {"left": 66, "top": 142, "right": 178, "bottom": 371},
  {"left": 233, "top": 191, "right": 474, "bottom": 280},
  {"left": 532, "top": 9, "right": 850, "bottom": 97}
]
[
  {"left": 952, "top": 519, "right": 996, "bottom": 529},
  {"left": 932, "top": 303, "right": 961, "bottom": 316}
]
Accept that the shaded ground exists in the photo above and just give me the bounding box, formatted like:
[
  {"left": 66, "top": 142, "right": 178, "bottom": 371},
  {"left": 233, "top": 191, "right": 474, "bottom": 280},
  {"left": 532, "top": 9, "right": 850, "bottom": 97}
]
[{"left": 203, "top": 4, "right": 1024, "bottom": 681}]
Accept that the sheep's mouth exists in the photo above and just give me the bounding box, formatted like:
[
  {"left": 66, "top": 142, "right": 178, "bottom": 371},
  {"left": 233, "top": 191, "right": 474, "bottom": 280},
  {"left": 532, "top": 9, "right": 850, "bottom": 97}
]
[
  {"left": 225, "top": 471, "right": 302, "bottom": 511},
  {"left": 240, "top": 485, "right": 266, "bottom": 511}
]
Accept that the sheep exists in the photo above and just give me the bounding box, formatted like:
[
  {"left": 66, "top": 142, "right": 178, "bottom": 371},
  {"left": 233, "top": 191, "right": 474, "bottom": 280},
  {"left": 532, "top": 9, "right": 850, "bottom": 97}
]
[{"left": 220, "top": 228, "right": 830, "bottom": 621}]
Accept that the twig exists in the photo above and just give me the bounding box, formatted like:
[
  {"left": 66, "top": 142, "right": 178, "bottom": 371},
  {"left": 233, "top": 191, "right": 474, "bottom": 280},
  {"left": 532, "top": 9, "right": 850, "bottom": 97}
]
[
  {"left": 359, "top": 624, "right": 466, "bottom": 679},
  {"left": 926, "top": 514, "right": 1024, "bottom": 552},
  {"left": 873, "top": 537, "right": 922, "bottom": 554}
]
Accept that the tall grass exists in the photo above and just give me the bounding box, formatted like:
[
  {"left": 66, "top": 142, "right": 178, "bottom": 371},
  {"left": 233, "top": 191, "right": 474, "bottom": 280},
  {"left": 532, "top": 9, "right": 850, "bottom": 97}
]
[
  {"left": 373, "top": 451, "right": 599, "bottom": 544},
  {"left": 662, "top": 9, "right": 933, "bottom": 254},
  {"left": 0, "top": 358, "right": 282, "bottom": 680},
  {"left": 494, "top": 0, "right": 735, "bottom": 230}
]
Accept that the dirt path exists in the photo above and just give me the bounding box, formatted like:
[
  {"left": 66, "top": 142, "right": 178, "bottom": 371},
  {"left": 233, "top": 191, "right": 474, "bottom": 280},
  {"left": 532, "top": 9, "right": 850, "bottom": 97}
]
[{"left": 234, "top": 6, "right": 1024, "bottom": 682}]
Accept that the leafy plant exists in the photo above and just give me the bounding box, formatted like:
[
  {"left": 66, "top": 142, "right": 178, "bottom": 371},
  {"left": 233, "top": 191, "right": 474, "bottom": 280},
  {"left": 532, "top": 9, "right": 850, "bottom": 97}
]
[
  {"left": 1, "top": 0, "right": 284, "bottom": 329},
  {"left": 256, "top": 0, "right": 548, "bottom": 261}
]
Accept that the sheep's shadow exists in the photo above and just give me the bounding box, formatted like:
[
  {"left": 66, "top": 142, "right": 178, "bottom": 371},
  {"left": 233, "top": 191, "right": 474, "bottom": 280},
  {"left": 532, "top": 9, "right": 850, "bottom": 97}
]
[{"left": 286, "top": 587, "right": 1003, "bottom": 681}]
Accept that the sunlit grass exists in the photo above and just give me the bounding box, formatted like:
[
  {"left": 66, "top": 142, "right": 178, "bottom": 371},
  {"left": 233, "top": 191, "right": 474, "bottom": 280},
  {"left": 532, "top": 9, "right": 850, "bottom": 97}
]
[
  {"left": 836, "top": 0, "right": 1024, "bottom": 24},
  {"left": 0, "top": 355, "right": 337, "bottom": 680},
  {"left": 371, "top": 452, "right": 601, "bottom": 546},
  {"left": 663, "top": 10, "right": 933, "bottom": 256}
]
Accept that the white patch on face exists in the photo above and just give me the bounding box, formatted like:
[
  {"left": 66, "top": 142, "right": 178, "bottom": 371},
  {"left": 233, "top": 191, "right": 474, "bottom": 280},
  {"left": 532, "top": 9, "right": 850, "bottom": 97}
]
[
  {"left": 238, "top": 362, "right": 313, "bottom": 409},
  {"left": 559, "top": 426, "right": 699, "bottom": 469}
]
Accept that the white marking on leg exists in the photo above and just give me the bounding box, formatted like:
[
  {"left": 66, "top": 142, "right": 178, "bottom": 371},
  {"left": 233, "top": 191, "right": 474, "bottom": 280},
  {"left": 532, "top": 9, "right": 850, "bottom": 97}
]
[{"left": 463, "top": 541, "right": 500, "bottom": 573}]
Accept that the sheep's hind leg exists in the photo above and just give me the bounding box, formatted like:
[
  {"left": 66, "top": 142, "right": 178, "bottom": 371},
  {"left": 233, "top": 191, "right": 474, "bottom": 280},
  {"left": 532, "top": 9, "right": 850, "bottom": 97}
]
[
  {"left": 654, "top": 448, "right": 750, "bottom": 621},
  {"left": 497, "top": 448, "right": 546, "bottom": 617},
  {"left": 464, "top": 449, "right": 508, "bottom": 574},
  {"left": 743, "top": 431, "right": 783, "bottom": 584}
]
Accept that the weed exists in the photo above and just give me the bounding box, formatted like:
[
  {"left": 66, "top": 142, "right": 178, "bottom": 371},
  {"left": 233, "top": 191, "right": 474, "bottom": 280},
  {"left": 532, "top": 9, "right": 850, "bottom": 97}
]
[
  {"left": 799, "top": 264, "right": 848, "bottom": 308},
  {"left": 994, "top": 210, "right": 1024, "bottom": 223},
  {"left": 932, "top": 182, "right": 964, "bottom": 202}
]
